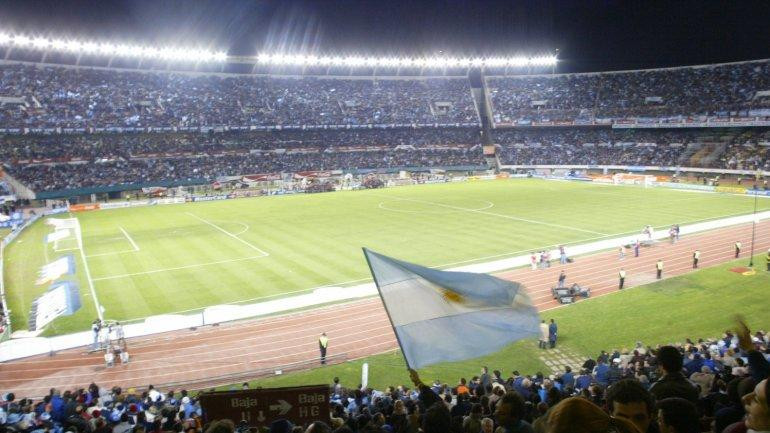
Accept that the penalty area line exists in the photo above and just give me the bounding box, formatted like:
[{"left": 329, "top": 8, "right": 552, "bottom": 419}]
[
  {"left": 119, "top": 226, "right": 140, "bottom": 252},
  {"left": 186, "top": 212, "right": 269, "bottom": 256},
  {"left": 92, "top": 255, "right": 269, "bottom": 281},
  {"left": 376, "top": 194, "right": 609, "bottom": 236}
]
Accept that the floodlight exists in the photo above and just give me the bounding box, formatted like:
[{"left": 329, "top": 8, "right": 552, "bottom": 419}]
[
  {"left": 32, "top": 37, "right": 50, "bottom": 49},
  {"left": 81, "top": 41, "right": 98, "bottom": 53},
  {"left": 14, "top": 35, "right": 31, "bottom": 46},
  {"left": 0, "top": 32, "right": 228, "bottom": 62},
  {"left": 51, "top": 39, "right": 67, "bottom": 50}
]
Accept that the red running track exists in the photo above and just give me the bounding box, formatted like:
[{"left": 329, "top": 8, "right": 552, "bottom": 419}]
[{"left": 1, "top": 220, "right": 768, "bottom": 397}]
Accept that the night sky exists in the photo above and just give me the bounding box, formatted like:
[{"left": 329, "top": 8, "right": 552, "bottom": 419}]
[{"left": 1, "top": 0, "right": 770, "bottom": 73}]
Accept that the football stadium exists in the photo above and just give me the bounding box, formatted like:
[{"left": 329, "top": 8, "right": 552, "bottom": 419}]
[{"left": 0, "top": 1, "right": 770, "bottom": 432}]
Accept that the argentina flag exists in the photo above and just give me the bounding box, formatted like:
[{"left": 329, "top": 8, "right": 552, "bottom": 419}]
[{"left": 363, "top": 248, "right": 540, "bottom": 369}]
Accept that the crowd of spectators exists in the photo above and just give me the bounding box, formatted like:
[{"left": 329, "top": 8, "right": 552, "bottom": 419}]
[
  {"left": 496, "top": 128, "right": 770, "bottom": 169},
  {"left": 1, "top": 320, "right": 768, "bottom": 433},
  {"left": 4, "top": 56, "right": 770, "bottom": 193},
  {"left": 496, "top": 128, "right": 690, "bottom": 166},
  {"left": 489, "top": 59, "right": 770, "bottom": 123},
  {"left": 3, "top": 58, "right": 770, "bottom": 131},
  {"left": 0, "top": 129, "right": 481, "bottom": 163},
  {"left": 0, "top": 64, "right": 476, "bottom": 129},
  {"left": 5, "top": 126, "right": 770, "bottom": 193},
  {"left": 719, "top": 130, "right": 770, "bottom": 171},
  {"left": 7, "top": 149, "right": 484, "bottom": 192},
  {"left": 0, "top": 129, "right": 483, "bottom": 192}
]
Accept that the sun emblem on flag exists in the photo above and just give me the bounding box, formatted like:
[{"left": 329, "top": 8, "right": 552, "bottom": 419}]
[{"left": 439, "top": 287, "right": 466, "bottom": 304}]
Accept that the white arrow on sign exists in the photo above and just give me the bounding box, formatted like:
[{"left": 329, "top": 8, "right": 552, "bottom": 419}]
[{"left": 269, "top": 400, "right": 292, "bottom": 415}]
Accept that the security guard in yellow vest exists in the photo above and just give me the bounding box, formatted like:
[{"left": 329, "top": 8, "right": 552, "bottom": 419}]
[
  {"left": 618, "top": 268, "right": 626, "bottom": 290},
  {"left": 656, "top": 259, "right": 663, "bottom": 279},
  {"left": 693, "top": 250, "right": 701, "bottom": 269},
  {"left": 319, "top": 333, "right": 329, "bottom": 365}
]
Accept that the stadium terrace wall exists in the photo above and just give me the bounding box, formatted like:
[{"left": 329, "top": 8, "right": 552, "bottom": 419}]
[{"left": 33, "top": 178, "right": 209, "bottom": 200}]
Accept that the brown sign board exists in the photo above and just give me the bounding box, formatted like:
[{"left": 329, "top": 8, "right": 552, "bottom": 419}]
[{"left": 198, "top": 385, "right": 330, "bottom": 428}]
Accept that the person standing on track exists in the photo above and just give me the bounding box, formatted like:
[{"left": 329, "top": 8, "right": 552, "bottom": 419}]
[
  {"left": 619, "top": 245, "right": 625, "bottom": 260},
  {"left": 634, "top": 239, "right": 640, "bottom": 258},
  {"left": 618, "top": 268, "right": 626, "bottom": 290},
  {"left": 319, "top": 332, "right": 329, "bottom": 365},
  {"left": 531, "top": 252, "right": 538, "bottom": 270},
  {"left": 114, "top": 322, "right": 126, "bottom": 349},
  {"left": 735, "top": 241, "right": 742, "bottom": 258},
  {"left": 693, "top": 250, "right": 701, "bottom": 269},
  {"left": 656, "top": 259, "right": 664, "bottom": 279},
  {"left": 559, "top": 245, "right": 567, "bottom": 265},
  {"left": 557, "top": 271, "right": 566, "bottom": 288}
]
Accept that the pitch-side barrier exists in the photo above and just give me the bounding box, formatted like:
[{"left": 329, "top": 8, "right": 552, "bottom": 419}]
[{"left": 2, "top": 209, "right": 770, "bottom": 362}]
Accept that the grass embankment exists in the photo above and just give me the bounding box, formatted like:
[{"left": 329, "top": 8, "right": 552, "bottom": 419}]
[{"left": 234, "top": 255, "right": 769, "bottom": 391}]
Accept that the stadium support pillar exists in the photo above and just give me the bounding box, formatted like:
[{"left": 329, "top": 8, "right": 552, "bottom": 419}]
[{"left": 468, "top": 68, "right": 499, "bottom": 171}]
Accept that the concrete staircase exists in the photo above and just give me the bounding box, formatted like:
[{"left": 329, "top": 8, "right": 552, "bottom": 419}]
[
  {"left": 537, "top": 346, "right": 586, "bottom": 375},
  {"left": 678, "top": 143, "right": 702, "bottom": 166},
  {"left": 688, "top": 144, "right": 715, "bottom": 167},
  {"left": 699, "top": 142, "right": 728, "bottom": 167}
]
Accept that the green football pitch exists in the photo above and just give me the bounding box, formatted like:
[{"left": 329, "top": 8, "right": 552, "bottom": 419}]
[{"left": 5, "top": 179, "right": 769, "bottom": 335}]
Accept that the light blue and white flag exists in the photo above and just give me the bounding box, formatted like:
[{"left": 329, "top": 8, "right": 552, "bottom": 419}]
[{"left": 363, "top": 248, "right": 540, "bottom": 369}]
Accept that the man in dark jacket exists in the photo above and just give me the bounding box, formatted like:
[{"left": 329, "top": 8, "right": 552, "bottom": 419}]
[
  {"left": 548, "top": 320, "right": 558, "bottom": 348},
  {"left": 649, "top": 346, "right": 699, "bottom": 404}
]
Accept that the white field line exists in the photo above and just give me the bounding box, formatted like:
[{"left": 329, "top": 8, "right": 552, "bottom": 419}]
[
  {"left": 375, "top": 194, "right": 610, "bottom": 236},
  {"left": 85, "top": 227, "right": 142, "bottom": 258},
  {"left": 119, "top": 227, "right": 140, "bottom": 252},
  {"left": 185, "top": 212, "right": 269, "bottom": 256},
  {"left": 74, "top": 217, "right": 104, "bottom": 321},
  {"left": 86, "top": 250, "right": 138, "bottom": 258},
  {"left": 92, "top": 255, "right": 268, "bottom": 281}
]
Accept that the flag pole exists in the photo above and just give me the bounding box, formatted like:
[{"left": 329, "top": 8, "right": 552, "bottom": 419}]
[{"left": 362, "top": 248, "right": 412, "bottom": 370}]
